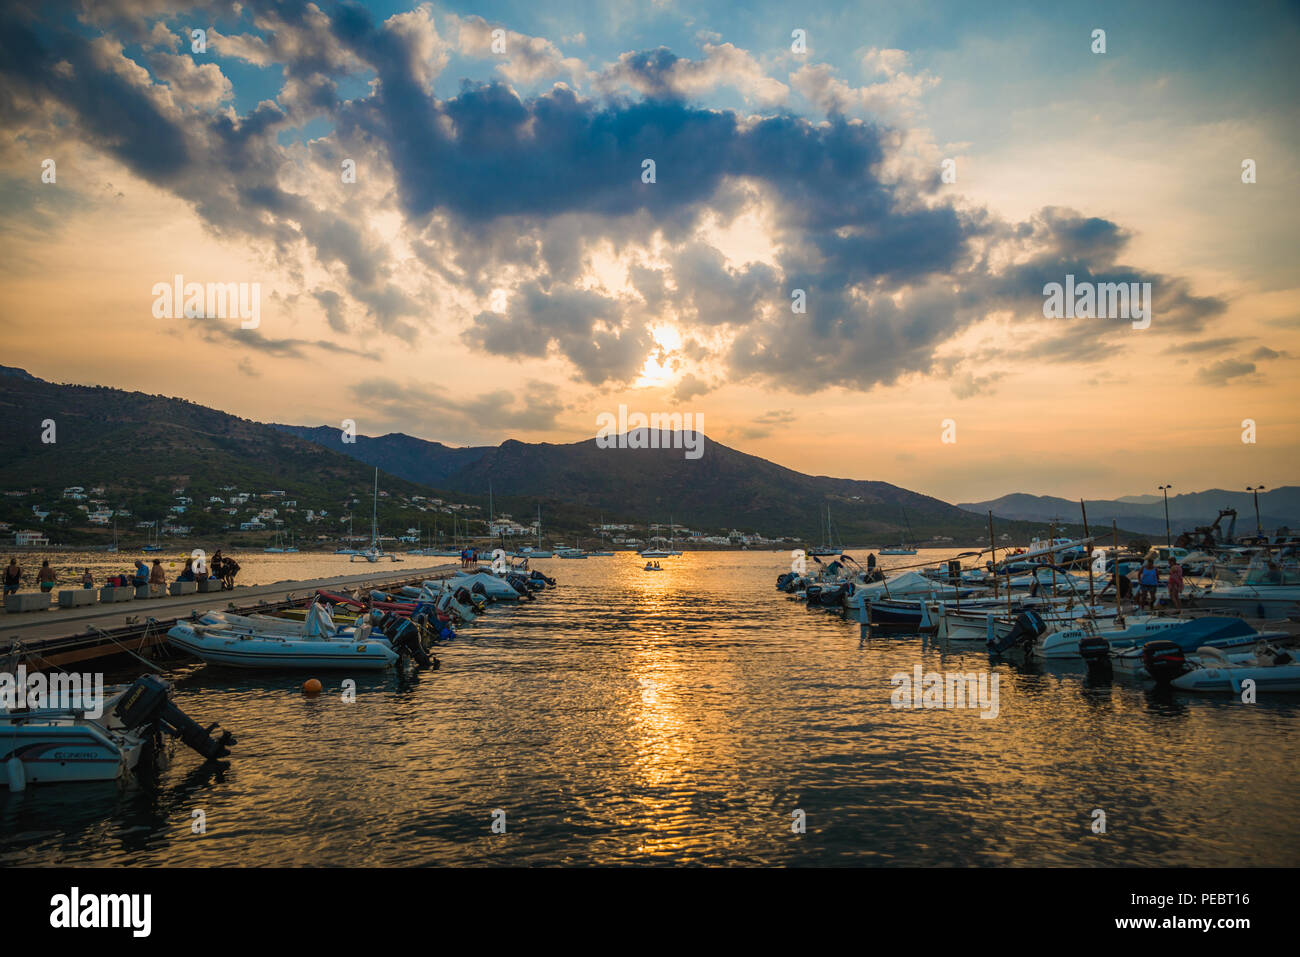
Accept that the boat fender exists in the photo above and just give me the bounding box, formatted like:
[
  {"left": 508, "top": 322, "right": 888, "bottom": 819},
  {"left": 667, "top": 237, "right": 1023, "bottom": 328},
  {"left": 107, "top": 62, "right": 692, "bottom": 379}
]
[{"left": 6, "top": 757, "right": 26, "bottom": 791}]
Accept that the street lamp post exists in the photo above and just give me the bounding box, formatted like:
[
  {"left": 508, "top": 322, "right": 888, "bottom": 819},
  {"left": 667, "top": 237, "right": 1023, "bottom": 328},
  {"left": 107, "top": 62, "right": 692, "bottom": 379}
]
[
  {"left": 1247, "top": 485, "right": 1266, "bottom": 539},
  {"left": 1158, "top": 484, "right": 1173, "bottom": 547}
]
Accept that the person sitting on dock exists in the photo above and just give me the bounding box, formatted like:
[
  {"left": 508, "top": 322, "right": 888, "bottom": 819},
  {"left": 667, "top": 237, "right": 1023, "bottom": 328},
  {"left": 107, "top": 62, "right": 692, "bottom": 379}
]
[
  {"left": 3, "top": 558, "right": 20, "bottom": 596},
  {"left": 133, "top": 560, "right": 150, "bottom": 586},
  {"left": 81, "top": 568, "right": 94, "bottom": 589},
  {"left": 149, "top": 559, "right": 166, "bottom": 586},
  {"left": 178, "top": 558, "right": 196, "bottom": 582},
  {"left": 37, "top": 559, "right": 57, "bottom": 593}
]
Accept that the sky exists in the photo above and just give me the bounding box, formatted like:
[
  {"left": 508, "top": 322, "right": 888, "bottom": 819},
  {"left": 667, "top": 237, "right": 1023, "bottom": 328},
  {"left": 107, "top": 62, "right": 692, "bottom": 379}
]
[{"left": 0, "top": 0, "right": 1297, "bottom": 503}]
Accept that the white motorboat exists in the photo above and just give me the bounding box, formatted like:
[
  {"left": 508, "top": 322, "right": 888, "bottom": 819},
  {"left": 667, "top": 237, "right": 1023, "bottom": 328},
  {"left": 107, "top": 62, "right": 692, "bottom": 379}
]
[
  {"left": 1196, "top": 567, "right": 1300, "bottom": 619},
  {"left": 1038, "top": 615, "right": 1187, "bottom": 658},
  {"left": 1, "top": 675, "right": 233, "bottom": 789}
]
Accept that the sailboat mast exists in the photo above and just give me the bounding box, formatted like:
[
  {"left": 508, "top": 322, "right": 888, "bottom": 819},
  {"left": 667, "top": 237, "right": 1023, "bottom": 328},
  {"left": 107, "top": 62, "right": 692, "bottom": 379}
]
[{"left": 371, "top": 467, "right": 378, "bottom": 546}]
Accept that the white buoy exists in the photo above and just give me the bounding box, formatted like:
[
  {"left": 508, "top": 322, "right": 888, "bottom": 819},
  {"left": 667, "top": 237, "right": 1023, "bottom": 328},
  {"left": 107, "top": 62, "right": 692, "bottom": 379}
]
[{"left": 6, "top": 757, "right": 26, "bottom": 792}]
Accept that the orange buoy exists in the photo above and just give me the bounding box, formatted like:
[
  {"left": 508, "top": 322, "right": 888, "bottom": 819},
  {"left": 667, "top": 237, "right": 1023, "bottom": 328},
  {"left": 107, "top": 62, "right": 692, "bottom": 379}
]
[{"left": 302, "top": 678, "right": 323, "bottom": 696}]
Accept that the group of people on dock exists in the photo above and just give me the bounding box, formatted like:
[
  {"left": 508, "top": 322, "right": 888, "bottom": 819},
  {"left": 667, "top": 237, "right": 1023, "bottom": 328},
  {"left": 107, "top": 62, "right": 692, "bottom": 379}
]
[
  {"left": 3, "top": 551, "right": 242, "bottom": 596},
  {"left": 458, "top": 547, "right": 480, "bottom": 569}
]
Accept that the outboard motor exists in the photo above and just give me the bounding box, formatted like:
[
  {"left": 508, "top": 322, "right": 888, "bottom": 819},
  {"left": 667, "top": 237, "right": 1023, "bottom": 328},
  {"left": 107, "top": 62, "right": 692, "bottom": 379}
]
[
  {"left": 776, "top": 572, "right": 794, "bottom": 591},
  {"left": 1078, "top": 635, "right": 1113, "bottom": 679},
  {"left": 818, "top": 584, "right": 848, "bottom": 607},
  {"left": 988, "top": 609, "right": 1048, "bottom": 655},
  {"left": 115, "top": 674, "right": 235, "bottom": 762},
  {"left": 382, "top": 615, "right": 432, "bottom": 669},
  {"left": 529, "top": 570, "right": 556, "bottom": 587},
  {"left": 1142, "top": 640, "right": 1187, "bottom": 684},
  {"left": 470, "top": 582, "right": 487, "bottom": 598},
  {"left": 805, "top": 584, "right": 823, "bottom": 605}
]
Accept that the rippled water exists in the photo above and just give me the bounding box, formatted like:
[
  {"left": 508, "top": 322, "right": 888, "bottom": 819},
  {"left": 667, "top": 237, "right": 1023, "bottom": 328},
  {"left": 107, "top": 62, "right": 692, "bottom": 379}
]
[{"left": 3, "top": 551, "right": 1298, "bottom": 866}]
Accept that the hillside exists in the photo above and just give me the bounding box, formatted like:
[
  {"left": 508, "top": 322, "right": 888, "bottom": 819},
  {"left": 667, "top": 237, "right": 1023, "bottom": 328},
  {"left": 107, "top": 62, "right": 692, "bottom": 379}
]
[
  {"left": 0, "top": 369, "right": 1107, "bottom": 545},
  {"left": 273, "top": 425, "right": 1082, "bottom": 543},
  {"left": 960, "top": 489, "right": 1299, "bottom": 537}
]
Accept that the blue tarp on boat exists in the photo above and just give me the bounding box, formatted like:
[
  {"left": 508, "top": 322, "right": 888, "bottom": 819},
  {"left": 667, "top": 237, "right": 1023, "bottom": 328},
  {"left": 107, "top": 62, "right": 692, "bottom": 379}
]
[{"left": 1153, "top": 617, "right": 1256, "bottom": 650}]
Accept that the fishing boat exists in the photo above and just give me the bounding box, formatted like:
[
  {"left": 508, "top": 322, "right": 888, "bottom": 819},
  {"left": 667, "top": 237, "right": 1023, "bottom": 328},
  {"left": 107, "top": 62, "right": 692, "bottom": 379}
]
[{"left": 1, "top": 675, "right": 233, "bottom": 789}]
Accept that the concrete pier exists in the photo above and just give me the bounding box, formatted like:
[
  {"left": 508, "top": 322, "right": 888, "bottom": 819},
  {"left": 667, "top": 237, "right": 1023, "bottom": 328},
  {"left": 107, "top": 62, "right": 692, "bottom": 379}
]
[{"left": 1, "top": 562, "right": 462, "bottom": 670}]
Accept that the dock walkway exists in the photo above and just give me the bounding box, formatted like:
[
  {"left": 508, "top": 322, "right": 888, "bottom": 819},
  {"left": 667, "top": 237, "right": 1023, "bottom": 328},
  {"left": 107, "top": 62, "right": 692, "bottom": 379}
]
[{"left": 2, "top": 563, "right": 462, "bottom": 669}]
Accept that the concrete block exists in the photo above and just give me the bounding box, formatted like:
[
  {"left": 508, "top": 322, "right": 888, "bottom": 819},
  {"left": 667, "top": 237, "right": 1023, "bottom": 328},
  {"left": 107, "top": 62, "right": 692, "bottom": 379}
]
[
  {"left": 197, "top": 578, "right": 221, "bottom": 593},
  {"left": 169, "top": 581, "right": 198, "bottom": 596},
  {"left": 135, "top": 585, "right": 152, "bottom": 599},
  {"left": 100, "top": 586, "right": 135, "bottom": 603},
  {"left": 5, "top": 592, "right": 50, "bottom": 613},
  {"left": 58, "top": 589, "right": 97, "bottom": 608}
]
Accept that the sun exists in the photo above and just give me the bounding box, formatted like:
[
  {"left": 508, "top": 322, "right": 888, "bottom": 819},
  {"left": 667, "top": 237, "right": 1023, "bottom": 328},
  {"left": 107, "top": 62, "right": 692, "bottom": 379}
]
[{"left": 635, "top": 325, "right": 683, "bottom": 387}]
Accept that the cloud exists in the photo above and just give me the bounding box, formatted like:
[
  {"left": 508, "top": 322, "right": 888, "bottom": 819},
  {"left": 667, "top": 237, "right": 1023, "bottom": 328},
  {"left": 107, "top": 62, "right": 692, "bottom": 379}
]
[
  {"left": 0, "top": 3, "right": 1232, "bottom": 401},
  {"left": 597, "top": 43, "right": 788, "bottom": 105},
  {"left": 348, "top": 377, "right": 565, "bottom": 442},
  {"left": 1196, "top": 358, "right": 1256, "bottom": 386}
]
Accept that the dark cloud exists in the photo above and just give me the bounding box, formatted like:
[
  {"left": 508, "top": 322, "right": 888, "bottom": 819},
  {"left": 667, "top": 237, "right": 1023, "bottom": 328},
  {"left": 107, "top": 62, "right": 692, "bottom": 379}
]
[{"left": 0, "top": 2, "right": 1232, "bottom": 396}]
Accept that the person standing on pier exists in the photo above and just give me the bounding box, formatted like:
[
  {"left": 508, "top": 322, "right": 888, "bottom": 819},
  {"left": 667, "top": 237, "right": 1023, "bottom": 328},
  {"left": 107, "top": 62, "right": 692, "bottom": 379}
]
[
  {"left": 37, "top": 559, "right": 57, "bottom": 593},
  {"left": 3, "top": 558, "right": 20, "bottom": 595}
]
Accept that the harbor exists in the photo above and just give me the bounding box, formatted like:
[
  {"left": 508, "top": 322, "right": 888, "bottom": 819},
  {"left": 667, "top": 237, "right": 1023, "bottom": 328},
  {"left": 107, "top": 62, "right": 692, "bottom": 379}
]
[{"left": 2, "top": 548, "right": 1298, "bottom": 869}]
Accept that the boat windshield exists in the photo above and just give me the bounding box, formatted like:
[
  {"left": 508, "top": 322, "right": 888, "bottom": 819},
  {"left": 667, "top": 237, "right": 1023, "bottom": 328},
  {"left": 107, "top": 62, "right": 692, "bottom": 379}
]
[{"left": 1241, "top": 557, "right": 1299, "bottom": 586}]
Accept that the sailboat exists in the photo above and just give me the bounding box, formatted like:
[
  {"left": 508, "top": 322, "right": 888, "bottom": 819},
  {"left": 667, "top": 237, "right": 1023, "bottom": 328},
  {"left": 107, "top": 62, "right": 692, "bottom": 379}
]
[
  {"left": 809, "top": 504, "right": 840, "bottom": 557},
  {"left": 517, "top": 505, "right": 554, "bottom": 558},
  {"left": 106, "top": 515, "right": 119, "bottom": 553},
  {"left": 880, "top": 505, "right": 919, "bottom": 555},
  {"left": 351, "top": 468, "right": 400, "bottom": 562},
  {"left": 264, "top": 530, "right": 286, "bottom": 553},
  {"left": 641, "top": 517, "right": 682, "bottom": 558},
  {"left": 141, "top": 521, "right": 162, "bottom": 552}
]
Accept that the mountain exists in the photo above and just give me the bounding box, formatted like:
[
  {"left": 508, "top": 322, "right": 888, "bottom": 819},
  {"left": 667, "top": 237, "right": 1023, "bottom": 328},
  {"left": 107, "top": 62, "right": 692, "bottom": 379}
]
[
  {"left": 273, "top": 424, "right": 1077, "bottom": 542},
  {"left": 959, "top": 489, "right": 1300, "bottom": 538},
  {"left": 0, "top": 376, "right": 411, "bottom": 496},
  {"left": 272, "top": 424, "right": 492, "bottom": 487},
  {"left": 0, "top": 367, "right": 1103, "bottom": 544}
]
